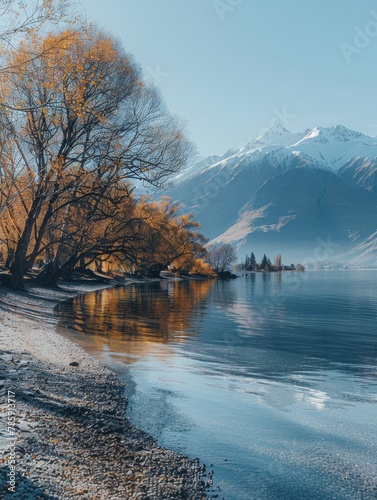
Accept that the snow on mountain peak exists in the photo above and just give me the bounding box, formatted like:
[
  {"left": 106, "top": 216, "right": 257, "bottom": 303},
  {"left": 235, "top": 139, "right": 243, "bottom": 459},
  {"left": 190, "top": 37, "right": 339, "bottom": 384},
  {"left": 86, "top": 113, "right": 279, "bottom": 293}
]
[
  {"left": 302, "top": 125, "right": 367, "bottom": 143},
  {"left": 241, "top": 123, "right": 305, "bottom": 152},
  {"left": 256, "top": 123, "right": 290, "bottom": 140},
  {"left": 329, "top": 125, "right": 366, "bottom": 140},
  {"left": 304, "top": 127, "right": 321, "bottom": 139},
  {"left": 288, "top": 125, "right": 377, "bottom": 169},
  {"left": 173, "top": 124, "right": 377, "bottom": 185}
]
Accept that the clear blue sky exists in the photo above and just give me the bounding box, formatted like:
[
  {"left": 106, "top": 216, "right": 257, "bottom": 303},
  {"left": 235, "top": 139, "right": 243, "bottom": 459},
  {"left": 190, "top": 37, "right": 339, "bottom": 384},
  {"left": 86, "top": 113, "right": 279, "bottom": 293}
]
[{"left": 79, "top": 0, "right": 377, "bottom": 157}]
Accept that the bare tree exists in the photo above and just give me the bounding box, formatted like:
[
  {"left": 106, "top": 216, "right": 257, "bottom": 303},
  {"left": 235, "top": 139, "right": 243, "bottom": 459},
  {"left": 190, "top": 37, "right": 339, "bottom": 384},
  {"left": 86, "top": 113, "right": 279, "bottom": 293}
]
[
  {"left": 0, "top": 0, "right": 70, "bottom": 49},
  {"left": 207, "top": 243, "right": 237, "bottom": 274}
]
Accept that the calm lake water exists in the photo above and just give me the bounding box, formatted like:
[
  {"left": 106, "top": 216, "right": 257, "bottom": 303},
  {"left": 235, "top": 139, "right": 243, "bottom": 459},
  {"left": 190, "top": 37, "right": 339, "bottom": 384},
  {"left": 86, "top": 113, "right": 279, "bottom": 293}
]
[{"left": 56, "top": 271, "right": 377, "bottom": 500}]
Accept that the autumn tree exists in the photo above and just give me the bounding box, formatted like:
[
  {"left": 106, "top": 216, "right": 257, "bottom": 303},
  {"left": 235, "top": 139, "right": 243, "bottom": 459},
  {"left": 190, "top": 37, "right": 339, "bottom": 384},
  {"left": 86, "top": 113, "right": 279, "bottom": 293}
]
[
  {"left": 206, "top": 243, "right": 237, "bottom": 274},
  {"left": 274, "top": 253, "right": 282, "bottom": 270},
  {"left": 0, "top": 0, "right": 73, "bottom": 209},
  {"left": 0, "top": 26, "right": 194, "bottom": 289},
  {"left": 133, "top": 197, "right": 206, "bottom": 277},
  {"left": 34, "top": 178, "right": 142, "bottom": 283},
  {"left": 189, "top": 258, "right": 214, "bottom": 276}
]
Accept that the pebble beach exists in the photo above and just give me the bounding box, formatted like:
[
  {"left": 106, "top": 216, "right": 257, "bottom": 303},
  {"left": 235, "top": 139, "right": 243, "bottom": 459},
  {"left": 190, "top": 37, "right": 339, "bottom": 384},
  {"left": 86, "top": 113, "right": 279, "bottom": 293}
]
[{"left": 0, "top": 281, "right": 207, "bottom": 499}]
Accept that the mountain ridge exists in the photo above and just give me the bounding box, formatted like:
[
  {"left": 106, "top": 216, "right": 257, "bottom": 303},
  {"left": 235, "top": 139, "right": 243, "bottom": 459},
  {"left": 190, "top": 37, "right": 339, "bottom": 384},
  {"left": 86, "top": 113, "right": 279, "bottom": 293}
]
[{"left": 165, "top": 124, "right": 377, "bottom": 266}]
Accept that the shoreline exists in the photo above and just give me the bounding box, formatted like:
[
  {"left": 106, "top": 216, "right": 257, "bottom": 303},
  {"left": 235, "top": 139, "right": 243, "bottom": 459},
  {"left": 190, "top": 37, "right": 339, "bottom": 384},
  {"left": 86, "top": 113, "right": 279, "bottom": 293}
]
[{"left": 0, "top": 280, "right": 207, "bottom": 499}]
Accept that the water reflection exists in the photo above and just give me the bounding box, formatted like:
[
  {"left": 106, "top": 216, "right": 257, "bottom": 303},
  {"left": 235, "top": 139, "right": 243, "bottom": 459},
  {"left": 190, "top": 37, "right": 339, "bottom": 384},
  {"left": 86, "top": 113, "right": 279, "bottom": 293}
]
[
  {"left": 220, "top": 272, "right": 377, "bottom": 368},
  {"left": 57, "top": 273, "right": 377, "bottom": 371},
  {"left": 56, "top": 280, "right": 214, "bottom": 359},
  {"left": 55, "top": 272, "right": 377, "bottom": 499}
]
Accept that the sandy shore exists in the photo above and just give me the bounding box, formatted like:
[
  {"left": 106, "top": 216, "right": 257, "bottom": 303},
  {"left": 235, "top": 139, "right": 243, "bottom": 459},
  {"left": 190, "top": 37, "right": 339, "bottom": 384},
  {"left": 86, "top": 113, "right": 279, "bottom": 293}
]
[{"left": 0, "top": 280, "right": 208, "bottom": 499}]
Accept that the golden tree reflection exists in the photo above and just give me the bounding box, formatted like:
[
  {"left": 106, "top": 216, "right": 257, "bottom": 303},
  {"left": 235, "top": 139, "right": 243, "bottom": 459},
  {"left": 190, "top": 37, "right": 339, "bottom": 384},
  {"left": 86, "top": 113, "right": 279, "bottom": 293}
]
[{"left": 57, "top": 280, "right": 214, "bottom": 361}]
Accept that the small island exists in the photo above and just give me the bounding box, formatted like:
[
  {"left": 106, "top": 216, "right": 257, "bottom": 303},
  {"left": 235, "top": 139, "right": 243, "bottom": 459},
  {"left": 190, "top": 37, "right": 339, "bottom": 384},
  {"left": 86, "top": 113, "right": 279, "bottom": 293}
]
[{"left": 237, "top": 252, "right": 305, "bottom": 272}]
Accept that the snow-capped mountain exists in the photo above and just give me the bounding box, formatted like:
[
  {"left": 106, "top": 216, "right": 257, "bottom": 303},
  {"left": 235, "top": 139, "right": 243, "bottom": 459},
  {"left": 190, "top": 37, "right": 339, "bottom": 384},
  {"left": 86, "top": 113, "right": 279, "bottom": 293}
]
[
  {"left": 174, "top": 124, "right": 307, "bottom": 185},
  {"left": 288, "top": 125, "right": 377, "bottom": 170},
  {"left": 244, "top": 123, "right": 307, "bottom": 149},
  {"left": 175, "top": 124, "right": 377, "bottom": 185},
  {"left": 165, "top": 124, "right": 377, "bottom": 266}
]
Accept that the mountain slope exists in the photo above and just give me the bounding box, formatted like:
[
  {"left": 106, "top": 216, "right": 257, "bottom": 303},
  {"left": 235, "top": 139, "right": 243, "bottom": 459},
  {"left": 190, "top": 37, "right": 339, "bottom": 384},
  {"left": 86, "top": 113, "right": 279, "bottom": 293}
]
[
  {"left": 165, "top": 124, "right": 377, "bottom": 264},
  {"left": 211, "top": 167, "right": 377, "bottom": 259},
  {"left": 338, "top": 156, "right": 377, "bottom": 198},
  {"left": 166, "top": 148, "right": 324, "bottom": 240}
]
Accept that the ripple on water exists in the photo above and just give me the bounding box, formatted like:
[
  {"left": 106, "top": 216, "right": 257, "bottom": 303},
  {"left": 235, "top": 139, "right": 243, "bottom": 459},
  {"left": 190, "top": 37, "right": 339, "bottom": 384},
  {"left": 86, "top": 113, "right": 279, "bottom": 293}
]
[{"left": 56, "top": 272, "right": 377, "bottom": 500}]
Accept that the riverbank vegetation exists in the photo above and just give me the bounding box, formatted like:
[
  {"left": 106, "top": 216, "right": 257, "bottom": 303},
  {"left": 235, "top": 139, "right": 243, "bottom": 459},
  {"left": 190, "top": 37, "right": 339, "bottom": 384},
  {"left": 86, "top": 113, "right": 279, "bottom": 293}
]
[{"left": 238, "top": 252, "right": 305, "bottom": 272}]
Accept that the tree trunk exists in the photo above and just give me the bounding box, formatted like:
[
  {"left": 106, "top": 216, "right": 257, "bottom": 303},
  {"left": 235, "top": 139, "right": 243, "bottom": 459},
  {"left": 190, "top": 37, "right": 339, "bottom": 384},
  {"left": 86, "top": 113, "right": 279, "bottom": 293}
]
[
  {"left": 25, "top": 190, "right": 60, "bottom": 272},
  {"left": 36, "top": 262, "right": 58, "bottom": 288},
  {"left": 8, "top": 191, "right": 46, "bottom": 290},
  {"left": 5, "top": 248, "right": 14, "bottom": 269},
  {"left": 35, "top": 261, "right": 59, "bottom": 287},
  {"left": 59, "top": 253, "right": 84, "bottom": 276}
]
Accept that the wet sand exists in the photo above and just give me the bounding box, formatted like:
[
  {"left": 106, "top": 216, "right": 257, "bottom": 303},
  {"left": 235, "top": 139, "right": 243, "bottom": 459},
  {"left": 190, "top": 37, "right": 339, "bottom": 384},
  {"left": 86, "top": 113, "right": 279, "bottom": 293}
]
[{"left": 0, "top": 280, "right": 207, "bottom": 499}]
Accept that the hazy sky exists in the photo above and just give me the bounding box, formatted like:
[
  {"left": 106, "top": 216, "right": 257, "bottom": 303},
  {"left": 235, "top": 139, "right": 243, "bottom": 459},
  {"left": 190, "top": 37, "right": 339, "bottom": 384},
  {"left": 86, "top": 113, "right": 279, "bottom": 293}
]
[{"left": 79, "top": 0, "right": 377, "bottom": 157}]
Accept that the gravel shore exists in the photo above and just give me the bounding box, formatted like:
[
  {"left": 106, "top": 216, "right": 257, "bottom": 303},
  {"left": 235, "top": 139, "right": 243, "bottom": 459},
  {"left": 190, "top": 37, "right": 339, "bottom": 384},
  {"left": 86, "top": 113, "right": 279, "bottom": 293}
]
[{"left": 0, "top": 281, "right": 208, "bottom": 499}]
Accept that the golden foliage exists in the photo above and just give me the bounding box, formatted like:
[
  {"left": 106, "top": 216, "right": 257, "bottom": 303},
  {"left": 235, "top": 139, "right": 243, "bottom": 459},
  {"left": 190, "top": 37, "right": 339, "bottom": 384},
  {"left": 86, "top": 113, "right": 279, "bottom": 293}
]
[{"left": 0, "top": 26, "right": 196, "bottom": 287}]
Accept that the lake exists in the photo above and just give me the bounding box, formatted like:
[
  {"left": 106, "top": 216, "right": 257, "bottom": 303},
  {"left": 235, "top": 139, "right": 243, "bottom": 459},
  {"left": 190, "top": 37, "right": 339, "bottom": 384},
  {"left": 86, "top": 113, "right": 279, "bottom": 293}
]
[{"left": 56, "top": 271, "right": 377, "bottom": 499}]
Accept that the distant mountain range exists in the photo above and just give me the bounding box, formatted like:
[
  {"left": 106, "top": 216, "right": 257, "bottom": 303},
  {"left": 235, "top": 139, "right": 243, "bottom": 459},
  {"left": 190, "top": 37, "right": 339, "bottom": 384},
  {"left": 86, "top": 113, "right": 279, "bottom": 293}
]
[{"left": 164, "top": 124, "right": 377, "bottom": 267}]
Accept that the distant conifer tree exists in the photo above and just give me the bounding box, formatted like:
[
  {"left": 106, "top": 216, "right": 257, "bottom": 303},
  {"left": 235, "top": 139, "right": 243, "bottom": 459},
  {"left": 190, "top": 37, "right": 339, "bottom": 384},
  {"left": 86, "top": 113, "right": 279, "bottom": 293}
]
[
  {"left": 250, "top": 252, "right": 256, "bottom": 271},
  {"left": 245, "top": 254, "right": 250, "bottom": 270},
  {"left": 261, "top": 254, "right": 268, "bottom": 270}
]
